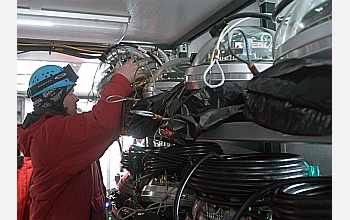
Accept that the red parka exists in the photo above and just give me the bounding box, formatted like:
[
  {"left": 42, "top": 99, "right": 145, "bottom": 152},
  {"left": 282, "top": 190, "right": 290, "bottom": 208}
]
[
  {"left": 17, "top": 74, "right": 132, "bottom": 220},
  {"left": 17, "top": 156, "right": 33, "bottom": 220}
]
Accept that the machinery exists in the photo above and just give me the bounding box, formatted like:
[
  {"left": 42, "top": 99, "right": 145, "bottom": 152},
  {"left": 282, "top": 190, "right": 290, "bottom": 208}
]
[
  {"left": 16, "top": 0, "right": 332, "bottom": 219},
  {"left": 185, "top": 13, "right": 275, "bottom": 90},
  {"left": 102, "top": 2, "right": 332, "bottom": 219},
  {"left": 104, "top": 141, "right": 331, "bottom": 220},
  {"left": 108, "top": 142, "right": 224, "bottom": 220},
  {"left": 272, "top": 0, "right": 332, "bottom": 62},
  {"left": 142, "top": 58, "right": 191, "bottom": 98},
  {"left": 94, "top": 44, "right": 170, "bottom": 100}
]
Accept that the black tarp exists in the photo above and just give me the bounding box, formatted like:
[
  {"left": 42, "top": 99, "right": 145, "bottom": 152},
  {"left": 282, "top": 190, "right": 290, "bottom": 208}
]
[
  {"left": 124, "top": 58, "right": 332, "bottom": 143},
  {"left": 160, "top": 81, "right": 247, "bottom": 144},
  {"left": 243, "top": 58, "right": 332, "bottom": 136}
]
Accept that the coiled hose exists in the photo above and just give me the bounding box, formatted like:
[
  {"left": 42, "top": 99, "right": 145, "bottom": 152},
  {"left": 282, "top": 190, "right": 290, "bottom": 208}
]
[
  {"left": 121, "top": 141, "right": 224, "bottom": 175},
  {"left": 142, "top": 141, "right": 224, "bottom": 174},
  {"left": 173, "top": 152, "right": 310, "bottom": 220},
  {"left": 232, "top": 176, "right": 332, "bottom": 220},
  {"left": 269, "top": 177, "right": 332, "bottom": 220},
  {"left": 120, "top": 146, "right": 160, "bottom": 175},
  {"left": 188, "top": 153, "right": 308, "bottom": 202}
]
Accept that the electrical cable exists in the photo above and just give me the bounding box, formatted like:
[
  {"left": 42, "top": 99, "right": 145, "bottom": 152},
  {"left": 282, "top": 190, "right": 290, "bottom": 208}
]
[
  {"left": 132, "top": 64, "right": 155, "bottom": 96},
  {"left": 94, "top": 44, "right": 163, "bottom": 104},
  {"left": 233, "top": 27, "right": 251, "bottom": 63},
  {"left": 116, "top": 206, "right": 136, "bottom": 220},
  {"left": 173, "top": 152, "right": 222, "bottom": 220},
  {"left": 203, "top": 17, "right": 250, "bottom": 89},
  {"left": 129, "top": 144, "right": 181, "bottom": 165},
  {"left": 120, "top": 145, "right": 158, "bottom": 175},
  {"left": 269, "top": 180, "right": 331, "bottom": 219},
  {"left": 232, "top": 176, "right": 332, "bottom": 220},
  {"left": 193, "top": 192, "right": 267, "bottom": 220},
  {"left": 187, "top": 153, "right": 309, "bottom": 206},
  {"left": 209, "top": 12, "right": 272, "bottom": 37},
  {"left": 227, "top": 28, "right": 251, "bottom": 65},
  {"left": 87, "top": 62, "right": 104, "bottom": 102},
  {"left": 142, "top": 141, "right": 224, "bottom": 174},
  {"left": 204, "top": 14, "right": 272, "bottom": 88},
  {"left": 17, "top": 43, "right": 103, "bottom": 59}
]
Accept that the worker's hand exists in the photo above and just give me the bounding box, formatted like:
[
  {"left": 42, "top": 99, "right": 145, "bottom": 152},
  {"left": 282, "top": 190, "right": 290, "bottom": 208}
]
[{"left": 114, "top": 57, "right": 148, "bottom": 83}]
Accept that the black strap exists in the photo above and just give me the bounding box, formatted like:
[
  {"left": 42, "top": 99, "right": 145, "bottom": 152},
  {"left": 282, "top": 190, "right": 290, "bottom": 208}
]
[{"left": 27, "top": 64, "right": 79, "bottom": 98}]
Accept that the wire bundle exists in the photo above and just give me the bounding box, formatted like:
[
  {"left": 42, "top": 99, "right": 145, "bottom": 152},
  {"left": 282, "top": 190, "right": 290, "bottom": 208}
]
[
  {"left": 120, "top": 146, "right": 160, "bottom": 175},
  {"left": 17, "top": 42, "right": 104, "bottom": 59},
  {"left": 188, "top": 153, "right": 308, "bottom": 201},
  {"left": 141, "top": 141, "right": 224, "bottom": 174},
  {"left": 269, "top": 177, "right": 332, "bottom": 220}
]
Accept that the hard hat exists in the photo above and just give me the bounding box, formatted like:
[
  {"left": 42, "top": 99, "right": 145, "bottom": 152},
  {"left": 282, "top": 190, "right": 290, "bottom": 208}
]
[{"left": 27, "top": 64, "right": 79, "bottom": 98}]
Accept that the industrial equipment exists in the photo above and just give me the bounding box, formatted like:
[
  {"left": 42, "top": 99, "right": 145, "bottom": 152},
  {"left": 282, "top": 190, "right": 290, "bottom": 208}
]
[
  {"left": 185, "top": 13, "right": 275, "bottom": 90},
  {"left": 16, "top": 1, "right": 333, "bottom": 219},
  {"left": 272, "top": 0, "right": 332, "bottom": 62},
  {"left": 94, "top": 44, "right": 170, "bottom": 100},
  {"left": 143, "top": 58, "right": 191, "bottom": 98}
]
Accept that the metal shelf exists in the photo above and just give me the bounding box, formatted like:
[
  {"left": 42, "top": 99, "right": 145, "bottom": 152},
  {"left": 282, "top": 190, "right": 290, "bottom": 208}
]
[{"left": 200, "top": 122, "right": 331, "bottom": 144}]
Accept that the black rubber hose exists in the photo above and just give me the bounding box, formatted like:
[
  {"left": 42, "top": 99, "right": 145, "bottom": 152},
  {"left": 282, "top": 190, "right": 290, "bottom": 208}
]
[
  {"left": 210, "top": 12, "right": 272, "bottom": 37},
  {"left": 121, "top": 142, "right": 224, "bottom": 175},
  {"left": 188, "top": 153, "right": 308, "bottom": 199},
  {"left": 142, "top": 142, "right": 223, "bottom": 174},
  {"left": 173, "top": 152, "right": 221, "bottom": 220},
  {"left": 232, "top": 176, "right": 332, "bottom": 220},
  {"left": 270, "top": 180, "right": 332, "bottom": 219},
  {"left": 130, "top": 144, "right": 182, "bottom": 165},
  {"left": 227, "top": 28, "right": 251, "bottom": 65}
]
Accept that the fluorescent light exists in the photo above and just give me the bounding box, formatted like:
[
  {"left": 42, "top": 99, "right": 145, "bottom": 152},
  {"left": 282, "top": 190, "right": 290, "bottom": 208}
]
[
  {"left": 17, "top": 8, "right": 130, "bottom": 44},
  {"left": 17, "top": 20, "right": 54, "bottom": 27}
]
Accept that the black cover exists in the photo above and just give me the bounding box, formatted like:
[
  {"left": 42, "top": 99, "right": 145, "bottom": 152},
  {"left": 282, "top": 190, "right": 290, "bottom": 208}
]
[
  {"left": 123, "top": 82, "right": 186, "bottom": 139},
  {"left": 243, "top": 58, "right": 332, "bottom": 136},
  {"left": 160, "top": 81, "right": 247, "bottom": 144}
]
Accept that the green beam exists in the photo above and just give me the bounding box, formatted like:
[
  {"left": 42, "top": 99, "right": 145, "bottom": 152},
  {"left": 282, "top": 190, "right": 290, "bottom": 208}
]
[{"left": 170, "top": 0, "right": 255, "bottom": 48}]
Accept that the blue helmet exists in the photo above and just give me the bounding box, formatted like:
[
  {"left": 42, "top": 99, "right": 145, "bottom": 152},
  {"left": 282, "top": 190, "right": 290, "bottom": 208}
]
[{"left": 27, "top": 64, "right": 79, "bottom": 98}]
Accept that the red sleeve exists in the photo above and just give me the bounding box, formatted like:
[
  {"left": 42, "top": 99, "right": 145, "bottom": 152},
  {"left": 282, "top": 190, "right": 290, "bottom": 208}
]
[{"left": 41, "top": 74, "right": 132, "bottom": 175}]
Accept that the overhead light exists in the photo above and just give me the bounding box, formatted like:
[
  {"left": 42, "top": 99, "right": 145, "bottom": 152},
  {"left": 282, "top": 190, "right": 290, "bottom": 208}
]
[{"left": 17, "top": 8, "right": 130, "bottom": 44}]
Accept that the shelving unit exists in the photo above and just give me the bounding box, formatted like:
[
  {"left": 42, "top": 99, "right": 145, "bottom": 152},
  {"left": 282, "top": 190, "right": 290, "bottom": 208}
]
[
  {"left": 200, "top": 121, "right": 331, "bottom": 144},
  {"left": 200, "top": 121, "right": 332, "bottom": 176}
]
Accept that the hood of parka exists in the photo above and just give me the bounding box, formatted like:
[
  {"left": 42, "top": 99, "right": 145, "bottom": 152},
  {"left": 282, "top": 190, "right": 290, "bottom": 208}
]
[{"left": 17, "top": 108, "right": 68, "bottom": 157}]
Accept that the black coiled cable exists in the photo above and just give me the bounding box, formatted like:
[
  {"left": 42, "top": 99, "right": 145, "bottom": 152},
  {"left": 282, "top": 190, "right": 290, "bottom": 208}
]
[
  {"left": 121, "top": 141, "right": 224, "bottom": 175},
  {"left": 270, "top": 178, "right": 332, "bottom": 220},
  {"left": 188, "top": 153, "right": 308, "bottom": 201},
  {"left": 232, "top": 176, "right": 332, "bottom": 220},
  {"left": 142, "top": 141, "right": 224, "bottom": 174},
  {"left": 120, "top": 146, "right": 160, "bottom": 175}
]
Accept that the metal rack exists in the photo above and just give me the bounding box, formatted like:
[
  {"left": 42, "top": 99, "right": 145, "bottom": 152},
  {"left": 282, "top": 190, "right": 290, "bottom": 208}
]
[{"left": 200, "top": 121, "right": 331, "bottom": 144}]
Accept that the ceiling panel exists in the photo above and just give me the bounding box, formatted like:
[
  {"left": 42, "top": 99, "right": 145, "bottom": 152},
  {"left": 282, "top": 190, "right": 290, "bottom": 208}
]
[
  {"left": 17, "top": 0, "right": 255, "bottom": 97},
  {"left": 17, "top": 0, "right": 254, "bottom": 47}
]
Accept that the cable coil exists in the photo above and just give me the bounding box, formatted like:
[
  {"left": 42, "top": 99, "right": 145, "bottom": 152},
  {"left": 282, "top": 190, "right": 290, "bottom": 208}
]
[
  {"left": 269, "top": 178, "right": 332, "bottom": 220},
  {"left": 142, "top": 141, "right": 224, "bottom": 174},
  {"left": 188, "top": 153, "right": 309, "bottom": 201},
  {"left": 121, "top": 141, "right": 224, "bottom": 175},
  {"left": 120, "top": 146, "right": 159, "bottom": 175}
]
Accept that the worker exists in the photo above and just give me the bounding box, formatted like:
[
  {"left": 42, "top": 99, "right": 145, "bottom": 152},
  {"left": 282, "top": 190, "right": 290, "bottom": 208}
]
[{"left": 17, "top": 58, "right": 147, "bottom": 220}]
